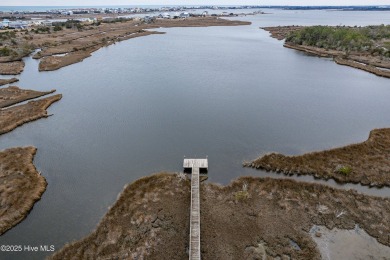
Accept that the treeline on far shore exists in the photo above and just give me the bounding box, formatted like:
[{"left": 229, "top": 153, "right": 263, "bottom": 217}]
[{"left": 286, "top": 25, "right": 390, "bottom": 57}]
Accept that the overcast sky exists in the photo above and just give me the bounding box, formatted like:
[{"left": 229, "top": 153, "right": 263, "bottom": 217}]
[{"left": 2, "top": 1, "right": 390, "bottom": 6}]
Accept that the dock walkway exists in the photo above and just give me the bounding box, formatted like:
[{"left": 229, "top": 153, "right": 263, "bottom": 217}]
[{"left": 183, "top": 158, "right": 208, "bottom": 260}]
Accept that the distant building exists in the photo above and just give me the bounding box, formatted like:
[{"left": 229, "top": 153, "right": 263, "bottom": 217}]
[
  {"left": 202, "top": 11, "right": 209, "bottom": 17},
  {"left": 1, "top": 19, "right": 10, "bottom": 27},
  {"left": 76, "top": 18, "right": 94, "bottom": 24},
  {"left": 29, "top": 20, "right": 43, "bottom": 26},
  {"left": 180, "top": 12, "right": 190, "bottom": 18},
  {"left": 8, "top": 20, "right": 28, "bottom": 29}
]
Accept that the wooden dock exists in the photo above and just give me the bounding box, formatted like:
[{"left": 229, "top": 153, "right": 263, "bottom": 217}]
[{"left": 184, "top": 158, "right": 208, "bottom": 260}]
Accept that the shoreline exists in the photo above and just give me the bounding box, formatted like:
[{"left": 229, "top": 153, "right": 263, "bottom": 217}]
[
  {"left": 245, "top": 128, "right": 390, "bottom": 188},
  {"left": 0, "top": 61, "right": 25, "bottom": 76},
  {"left": 0, "top": 147, "right": 47, "bottom": 235},
  {"left": 0, "top": 16, "right": 251, "bottom": 236},
  {"left": 284, "top": 43, "right": 390, "bottom": 78},
  {"left": 50, "top": 173, "right": 390, "bottom": 259},
  {"left": 262, "top": 26, "right": 390, "bottom": 78},
  {"left": 37, "top": 17, "right": 251, "bottom": 72},
  {"left": 0, "top": 94, "right": 62, "bottom": 136},
  {"left": 0, "top": 78, "right": 19, "bottom": 86},
  {"left": 0, "top": 17, "right": 251, "bottom": 73},
  {"left": 0, "top": 86, "right": 62, "bottom": 235},
  {"left": 0, "top": 86, "right": 56, "bottom": 108}
]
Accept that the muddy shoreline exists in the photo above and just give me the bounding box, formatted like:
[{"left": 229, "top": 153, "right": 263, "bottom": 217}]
[
  {"left": 37, "top": 17, "right": 250, "bottom": 71},
  {"left": 0, "top": 16, "right": 251, "bottom": 236},
  {"left": 51, "top": 173, "right": 390, "bottom": 259},
  {"left": 0, "top": 85, "right": 61, "bottom": 235},
  {"left": 0, "top": 147, "right": 46, "bottom": 235},
  {"left": 0, "top": 94, "right": 62, "bottom": 136},
  {"left": 0, "top": 78, "right": 19, "bottom": 86},
  {"left": 245, "top": 128, "right": 390, "bottom": 188},
  {"left": 0, "top": 61, "right": 25, "bottom": 75},
  {"left": 0, "top": 17, "right": 250, "bottom": 73},
  {"left": 262, "top": 26, "right": 390, "bottom": 78},
  {"left": 0, "top": 86, "right": 55, "bottom": 108}
]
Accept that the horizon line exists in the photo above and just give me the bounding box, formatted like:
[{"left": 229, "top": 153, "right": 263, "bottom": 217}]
[{"left": 1, "top": 4, "right": 390, "bottom": 7}]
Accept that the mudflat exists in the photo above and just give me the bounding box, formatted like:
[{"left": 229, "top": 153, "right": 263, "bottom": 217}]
[
  {"left": 51, "top": 173, "right": 390, "bottom": 259},
  {"left": 0, "top": 147, "right": 46, "bottom": 235}
]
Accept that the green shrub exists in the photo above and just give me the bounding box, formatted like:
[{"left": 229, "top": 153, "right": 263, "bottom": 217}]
[
  {"left": 0, "top": 47, "right": 11, "bottom": 56},
  {"left": 285, "top": 25, "right": 390, "bottom": 53},
  {"left": 53, "top": 25, "right": 62, "bottom": 31},
  {"left": 335, "top": 165, "right": 352, "bottom": 175}
]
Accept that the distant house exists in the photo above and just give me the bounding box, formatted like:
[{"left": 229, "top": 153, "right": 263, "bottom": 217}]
[
  {"left": 202, "top": 11, "right": 209, "bottom": 17},
  {"left": 8, "top": 20, "right": 28, "bottom": 29},
  {"left": 1, "top": 19, "right": 10, "bottom": 27},
  {"left": 76, "top": 18, "right": 94, "bottom": 24},
  {"left": 162, "top": 13, "right": 170, "bottom": 19},
  {"left": 180, "top": 12, "right": 190, "bottom": 18},
  {"left": 29, "top": 20, "right": 43, "bottom": 26}
]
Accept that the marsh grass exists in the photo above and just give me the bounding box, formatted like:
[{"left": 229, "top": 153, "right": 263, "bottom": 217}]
[
  {"left": 0, "top": 147, "right": 46, "bottom": 235},
  {"left": 250, "top": 128, "right": 390, "bottom": 187},
  {"left": 335, "top": 165, "right": 352, "bottom": 175}
]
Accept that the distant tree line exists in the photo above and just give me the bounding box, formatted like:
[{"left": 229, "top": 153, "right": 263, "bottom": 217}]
[
  {"left": 286, "top": 25, "right": 390, "bottom": 57},
  {"left": 52, "top": 20, "right": 83, "bottom": 31}
]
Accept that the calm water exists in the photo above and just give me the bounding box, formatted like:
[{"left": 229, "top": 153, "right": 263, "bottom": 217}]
[{"left": 1, "top": 10, "right": 390, "bottom": 259}]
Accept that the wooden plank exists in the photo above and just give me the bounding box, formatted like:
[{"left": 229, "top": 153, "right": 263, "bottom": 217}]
[
  {"left": 184, "top": 158, "right": 207, "bottom": 260},
  {"left": 183, "top": 159, "right": 208, "bottom": 168},
  {"left": 189, "top": 167, "right": 201, "bottom": 260}
]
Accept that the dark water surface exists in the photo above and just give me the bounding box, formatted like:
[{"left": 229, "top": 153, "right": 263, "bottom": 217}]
[{"left": 1, "top": 10, "right": 390, "bottom": 259}]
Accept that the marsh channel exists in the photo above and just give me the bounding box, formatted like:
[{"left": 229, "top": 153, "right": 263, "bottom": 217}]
[{"left": 1, "top": 8, "right": 390, "bottom": 259}]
